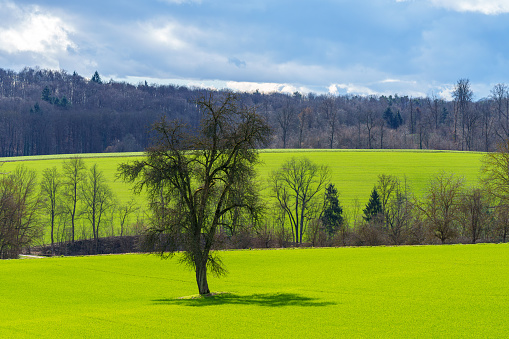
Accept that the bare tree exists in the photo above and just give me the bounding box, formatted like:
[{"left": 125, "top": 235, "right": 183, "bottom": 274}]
[
  {"left": 452, "top": 79, "right": 473, "bottom": 150},
  {"left": 417, "top": 172, "right": 464, "bottom": 244},
  {"left": 385, "top": 178, "right": 413, "bottom": 245},
  {"left": 494, "top": 202, "right": 509, "bottom": 243},
  {"left": 276, "top": 97, "right": 296, "bottom": 148},
  {"left": 62, "top": 157, "right": 86, "bottom": 243},
  {"left": 491, "top": 83, "right": 508, "bottom": 138},
  {"left": 118, "top": 91, "right": 270, "bottom": 295},
  {"left": 376, "top": 174, "right": 399, "bottom": 227},
  {"left": 0, "top": 166, "right": 41, "bottom": 258},
  {"left": 363, "top": 109, "right": 376, "bottom": 149},
  {"left": 81, "top": 164, "right": 114, "bottom": 253},
  {"left": 481, "top": 140, "right": 509, "bottom": 201},
  {"left": 321, "top": 96, "right": 338, "bottom": 149},
  {"left": 116, "top": 198, "right": 139, "bottom": 237},
  {"left": 40, "top": 166, "right": 61, "bottom": 255},
  {"left": 460, "top": 187, "right": 490, "bottom": 244},
  {"left": 298, "top": 107, "right": 312, "bottom": 148},
  {"left": 270, "top": 157, "right": 329, "bottom": 244}
]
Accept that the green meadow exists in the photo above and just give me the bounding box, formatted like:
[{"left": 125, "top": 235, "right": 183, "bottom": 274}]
[
  {"left": 1, "top": 244, "right": 508, "bottom": 338},
  {"left": 0, "top": 149, "right": 484, "bottom": 213}
]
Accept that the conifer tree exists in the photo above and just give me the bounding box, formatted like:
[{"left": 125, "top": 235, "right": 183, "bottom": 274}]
[
  {"left": 363, "top": 187, "right": 383, "bottom": 221},
  {"left": 321, "top": 184, "right": 343, "bottom": 238}
]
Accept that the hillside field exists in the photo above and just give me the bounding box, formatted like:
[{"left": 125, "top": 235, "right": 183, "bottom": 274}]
[
  {"left": 0, "top": 149, "right": 484, "bottom": 214},
  {"left": 1, "top": 244, "right": 508, "bottom": 337}
]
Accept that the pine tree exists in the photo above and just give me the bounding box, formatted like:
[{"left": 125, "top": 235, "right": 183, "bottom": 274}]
[
  {"left": 363, "top": 187, "right": 383, "bottom": 221},
  {"left": 321, "top": 184, "right": 344, "bottom": 238},
  {"left": 91, "top": 71, "right": 102, "bottom": 84},
  {"left": 41, "top": 86, "right": 51, "bottom": 102}
]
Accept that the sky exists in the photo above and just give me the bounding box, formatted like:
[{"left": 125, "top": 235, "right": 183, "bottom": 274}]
[{"left": 0, "top": 0, "right": 509, "bottom": 100}]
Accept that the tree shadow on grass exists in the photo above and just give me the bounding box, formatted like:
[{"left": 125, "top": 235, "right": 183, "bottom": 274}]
[{"left": 153, "top": 292, "right": 336, "bottom": 307}]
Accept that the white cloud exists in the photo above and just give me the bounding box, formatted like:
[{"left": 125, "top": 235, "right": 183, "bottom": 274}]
[
  {"left": 226, "top": 81, "right": 310, "bottom": 94},
  {"left": 0, "top": 2, "right": 75, "bottom": 54},
  {"left": 428, "top": 0, "right": 509, "bottom": 15},
  {"left": 334, "top": 83, "right": 379, "bottom": 96}
]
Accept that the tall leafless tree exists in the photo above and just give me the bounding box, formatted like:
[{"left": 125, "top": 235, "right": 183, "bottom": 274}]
[
  {"left": 276, "top": 97, "right": 296, "bottom": 148},
  {"left": 118, "top": 91, "right": 270, "bottom": 295},
  {"left": 62, "top": 157, "right": 86, "bottom": 243},
  {"left": 40, "top": 166, "right": 61, "bottom": 255},
  {"left": 417, "top": 172, "right": 464, "bottom": 244},
  {"left": 270, "top": 157, "right": 329, "bottom": 244},
  {"left": 452, "top": 79, "right": 473, "bottom": 150},
  {"left": 81, "top": 164, "right": 114, "bottom": 253}
]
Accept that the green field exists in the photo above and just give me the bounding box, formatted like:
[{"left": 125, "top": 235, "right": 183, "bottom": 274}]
[
  {"left": 1, "top": 244, "right": 508, "bottom": 337},
  {"left": 0, "top": 149, "right": 484, "bottom": 213}
]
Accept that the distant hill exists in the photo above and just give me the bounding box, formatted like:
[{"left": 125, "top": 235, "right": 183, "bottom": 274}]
[{"left": 0, "top": 67, "right": 505, "bottom": 156}]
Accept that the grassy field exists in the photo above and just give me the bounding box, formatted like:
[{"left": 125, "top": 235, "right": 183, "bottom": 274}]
[
  {"left": 0, "top": 149, "right": 484, "bottom": 212},
  {"left": 1, "top": 244, "right": 508, "bottom": 338}
]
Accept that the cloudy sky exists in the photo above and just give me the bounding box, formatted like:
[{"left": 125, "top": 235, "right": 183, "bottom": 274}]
[{"left": 0, "top": 0, "right": 508, "bottom": 99}]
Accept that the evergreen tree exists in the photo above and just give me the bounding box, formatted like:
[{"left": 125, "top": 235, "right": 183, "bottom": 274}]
[
  {"left": 41, "top": 86, "right": 51, "bottom": 102},
  {"left": 321, "top": 184, "right": 344, "bottom": 238},
  {"left": 363, "top": 187, "right": 383, "bottom": 221},
  {"left": 60, "top": 96, "right": 68, "bottom": 107},
  {"left": 91, "top": 71, "right": 102, "bottom": 84},
  {"left": 383, "top": 107, "right": 403, "bottom": 129},
  {"left": 383, "top": 107, "right": 394, "bottom": 127}
]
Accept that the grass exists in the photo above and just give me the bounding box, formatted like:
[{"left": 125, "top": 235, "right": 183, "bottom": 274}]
[
  {"left": 0, "top": 149, "right": 484, "bottom": 210},
  {"left": 1, "top": 244, "right": 508, "bottom": 337},
  {"left": 0, "top": 149, "right": 484, "bottom": 241}
]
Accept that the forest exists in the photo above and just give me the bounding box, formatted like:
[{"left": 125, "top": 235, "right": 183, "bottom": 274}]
[{"left": 0, "top": 67, "right": 508, "bottom": 156}]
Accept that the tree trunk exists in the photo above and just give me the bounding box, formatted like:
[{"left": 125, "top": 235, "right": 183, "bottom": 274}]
[
  {"left": 196, "top": 261, "right": 210, "bottom": 295},
  {"left": 51, "top": 212, "right": 55, "bottom": 256}
]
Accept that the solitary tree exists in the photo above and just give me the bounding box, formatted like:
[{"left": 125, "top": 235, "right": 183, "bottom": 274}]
[
  {"left": 118, "top": 91, "right": 271, "bottom": 295},
  {"left": 270, "top": 157, "right": 329, "bottom": 244}
]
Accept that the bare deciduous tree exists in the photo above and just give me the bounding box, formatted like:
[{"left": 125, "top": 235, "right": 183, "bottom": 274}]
[
  {"left": 481, "top": 140, "right": 509, "bottom": 201},
  {"left": 270, "top": 157, "right": 329, "bottom": 244},
  {"left": 460, "top": 187, "right": 490, "bottom": 244},
  {"left": 118, "top": 91, "right": 270, "bottom": 295},
  {"left": 417, "top": 172, "right": 464, "bottom": 244},
  {"left": 276, "top": 98, "right": 296, "bottom": 148},
  {"left": 81, "top": 164, "right": 114, "bottom": 253},
  {"left": 0, "top": 166, "right": 41, "bottom": 259},
  {"left": 40, "top": 166, "right": 61, "bottom": 255},
  {"left": 62, "top": 157, "right": 86, "bottom": 243},
  {"left": 453, "top": 79, "right": 473, "bottom": 150}
]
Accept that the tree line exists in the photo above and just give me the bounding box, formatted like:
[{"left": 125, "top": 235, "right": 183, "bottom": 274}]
[
  {"left": 0, "top": 158, "right": 139, "bottom": 259},
  {"left": 258, "top": 154, "right": 509, "bottom": 249},
  {"left": 1, "top": 68, "right": 509, "bottom": 156}
]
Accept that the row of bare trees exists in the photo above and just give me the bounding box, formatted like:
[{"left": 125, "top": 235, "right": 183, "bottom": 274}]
[
  {"left": 0, "top": 158, "right": 139, "bottom": 258},
  {"left": 260, "top": 145, "right": 509, "bottom": 248}
]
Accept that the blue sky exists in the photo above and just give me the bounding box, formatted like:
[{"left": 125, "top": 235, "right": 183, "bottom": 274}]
[{"left": 1, "top": 0, "right": 508, "bottom": 99}]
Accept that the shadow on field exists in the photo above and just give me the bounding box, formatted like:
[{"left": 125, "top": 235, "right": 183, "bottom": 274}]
[{"left": 153, "top": 293, "right": 335, "bottom": 307}]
